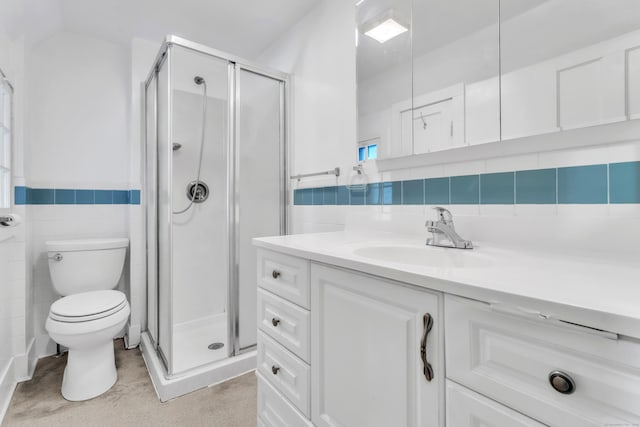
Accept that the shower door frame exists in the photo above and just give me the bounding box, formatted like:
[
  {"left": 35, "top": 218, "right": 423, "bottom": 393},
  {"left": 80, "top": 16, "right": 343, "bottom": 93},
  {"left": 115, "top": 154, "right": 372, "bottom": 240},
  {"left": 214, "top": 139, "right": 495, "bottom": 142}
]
[{"left": 144, "top": 35, "right": 289, "bottom": 376}]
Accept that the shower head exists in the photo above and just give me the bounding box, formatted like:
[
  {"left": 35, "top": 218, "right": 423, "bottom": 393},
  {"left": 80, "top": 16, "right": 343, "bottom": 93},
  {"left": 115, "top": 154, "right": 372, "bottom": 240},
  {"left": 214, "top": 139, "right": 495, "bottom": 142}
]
[{"left": 194, "top": 76, "right": 205, "bottom": 85}]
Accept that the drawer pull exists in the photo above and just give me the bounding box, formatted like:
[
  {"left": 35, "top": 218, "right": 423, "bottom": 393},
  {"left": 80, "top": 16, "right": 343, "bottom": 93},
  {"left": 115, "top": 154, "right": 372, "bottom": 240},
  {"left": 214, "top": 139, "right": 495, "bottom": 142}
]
[
  {"left": 549, "top": 371, "right": 576, "bottom": 394},
  {"left": 272, "top": 270, "right": 281, "bottom": 279},
  {"left": 420, "top": 312, "right": 434, "bottom": 382},
  {"left": 271, "top": 365, "right": 280, "bottom": 375},
  {"left": 271, "top": 317, "right": 281, "bottom": 327}
]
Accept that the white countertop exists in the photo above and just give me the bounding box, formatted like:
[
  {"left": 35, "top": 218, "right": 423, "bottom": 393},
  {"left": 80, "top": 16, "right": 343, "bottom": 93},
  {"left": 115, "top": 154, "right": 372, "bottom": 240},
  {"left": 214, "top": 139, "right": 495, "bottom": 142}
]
[{"left": 254, "top": 231, "right": 640, "bottom": 339}]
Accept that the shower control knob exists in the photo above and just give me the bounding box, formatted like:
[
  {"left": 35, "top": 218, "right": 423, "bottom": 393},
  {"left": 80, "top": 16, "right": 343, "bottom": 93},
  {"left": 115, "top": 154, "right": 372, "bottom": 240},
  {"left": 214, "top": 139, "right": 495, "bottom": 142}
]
[
  {"left": 271, "top": 318, "right": 280, "bottom": 327},
  {"left": 272, "top": 270, "right": 281, "bottom": 279},
  {"left": 271, "top": 365, "right": 280, "bottom": 375},
  {"left": 548, "top": 371, "right": 576, "bottom": 394}
]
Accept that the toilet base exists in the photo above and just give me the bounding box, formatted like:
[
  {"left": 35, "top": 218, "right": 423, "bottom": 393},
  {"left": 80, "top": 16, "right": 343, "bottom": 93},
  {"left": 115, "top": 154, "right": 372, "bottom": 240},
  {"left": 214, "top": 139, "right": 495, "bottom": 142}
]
[{"left": 61, "top": 341, "right": 118, "bottom": 401}]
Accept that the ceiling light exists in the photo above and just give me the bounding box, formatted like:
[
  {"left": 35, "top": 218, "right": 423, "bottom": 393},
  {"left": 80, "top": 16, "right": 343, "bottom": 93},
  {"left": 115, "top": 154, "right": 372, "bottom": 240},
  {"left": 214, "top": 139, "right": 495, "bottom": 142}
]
[
  {"left": 360, "top": 10, "right": 409, "bottom": 44},
  {"left": 364, "top": 18, "right": 408, "bottom": 43}
]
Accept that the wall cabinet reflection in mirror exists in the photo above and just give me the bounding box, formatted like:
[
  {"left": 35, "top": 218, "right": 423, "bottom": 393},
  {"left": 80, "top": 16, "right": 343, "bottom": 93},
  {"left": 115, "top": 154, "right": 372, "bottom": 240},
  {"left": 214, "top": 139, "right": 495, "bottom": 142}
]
[
  {"left": 501, "top": 0, "right": 640, "bottom": 140},
  {"left": 356, "top": 0, "right": 640, "bottom": 162}
]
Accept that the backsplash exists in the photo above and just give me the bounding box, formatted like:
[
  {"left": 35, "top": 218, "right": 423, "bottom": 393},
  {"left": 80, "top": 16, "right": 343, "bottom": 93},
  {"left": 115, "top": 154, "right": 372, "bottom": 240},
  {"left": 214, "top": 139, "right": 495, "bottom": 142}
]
[
  {"left": 293, "top": 161, "right": 640, "bottom": 206},
  {"left": 14, "top": 187, "right": 141, "bottom": 205}
]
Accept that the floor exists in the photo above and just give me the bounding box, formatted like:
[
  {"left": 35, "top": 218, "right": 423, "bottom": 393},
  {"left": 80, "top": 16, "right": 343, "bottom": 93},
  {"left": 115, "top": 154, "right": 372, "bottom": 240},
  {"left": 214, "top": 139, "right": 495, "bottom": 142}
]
[
  {"left": 173, "top": 314, "right": 228, "bottom": 374},
  {"left": 2, "top": 339, "right": 257, "bottom": 427}
]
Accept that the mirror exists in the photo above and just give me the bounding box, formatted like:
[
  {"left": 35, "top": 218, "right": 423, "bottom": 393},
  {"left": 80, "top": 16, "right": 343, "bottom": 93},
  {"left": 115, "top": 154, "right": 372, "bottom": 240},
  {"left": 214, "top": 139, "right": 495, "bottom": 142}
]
[
  {"left": 356, "top": 0, "right": 412, "bottom": 161},
  {"left": 356, "top": 0, "right": 500, "bottom": 160},
  {"left": 500, "top": 0, "right": 640, "bottom": 140},
  {"left": 357, "top": 0, "right": 640, "bottom": 162}
]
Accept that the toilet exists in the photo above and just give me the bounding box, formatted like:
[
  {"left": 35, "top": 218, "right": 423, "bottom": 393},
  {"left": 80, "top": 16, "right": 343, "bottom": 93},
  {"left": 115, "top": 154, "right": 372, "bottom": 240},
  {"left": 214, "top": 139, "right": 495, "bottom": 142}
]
[{"left": 44, "top": 238, "right": 130, "bottom": 401}]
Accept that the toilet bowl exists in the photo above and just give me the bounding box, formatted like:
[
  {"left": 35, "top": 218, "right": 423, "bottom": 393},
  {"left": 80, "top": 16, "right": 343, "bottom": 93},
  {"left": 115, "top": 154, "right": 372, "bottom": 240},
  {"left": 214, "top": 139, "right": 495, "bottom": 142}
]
[{"left": 44, "top": 238, "right": 130, "bottom": 401}]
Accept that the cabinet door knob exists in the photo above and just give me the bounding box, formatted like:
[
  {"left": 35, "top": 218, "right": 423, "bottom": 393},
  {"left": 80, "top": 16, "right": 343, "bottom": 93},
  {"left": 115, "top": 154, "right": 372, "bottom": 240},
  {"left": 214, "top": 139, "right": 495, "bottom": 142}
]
[
  {"left": 271, "top": 317, "right": 280, "bottom": 327},
  {"left": 548, "top": 371, "right": 576, "bottom": 394},
  {"left": 271, "top": 365, "right": 280, "bottom": 375},
  {"left": 272, "top": 270, "right": 281, "bottom": 279}
]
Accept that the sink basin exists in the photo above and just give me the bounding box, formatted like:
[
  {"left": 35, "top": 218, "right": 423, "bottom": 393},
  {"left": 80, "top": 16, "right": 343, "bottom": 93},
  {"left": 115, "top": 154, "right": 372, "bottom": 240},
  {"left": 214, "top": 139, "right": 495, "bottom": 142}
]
[{"left": 352, "top": 245, "right": 492, "bottom": 269}]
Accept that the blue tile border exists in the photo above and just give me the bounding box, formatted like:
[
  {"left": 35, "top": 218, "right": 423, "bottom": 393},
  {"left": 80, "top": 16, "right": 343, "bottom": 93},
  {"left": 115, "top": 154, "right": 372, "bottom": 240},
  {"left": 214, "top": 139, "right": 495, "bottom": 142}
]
[
  {"left": 14, "top": 187, "right": 141, "bottom": 205},
  {"left": 292, "top": 161, "right": 640, "bottom": 207},
  {"left": 609, "top": 161, "right": 640, "bottom": 203}
]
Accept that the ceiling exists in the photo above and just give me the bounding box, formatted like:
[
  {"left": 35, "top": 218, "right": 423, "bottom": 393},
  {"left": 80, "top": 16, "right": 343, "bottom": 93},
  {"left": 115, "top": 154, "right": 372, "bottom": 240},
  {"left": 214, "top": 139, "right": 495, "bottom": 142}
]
[{"left": 2, "top": 0, "right": 319, "bottom": 58}]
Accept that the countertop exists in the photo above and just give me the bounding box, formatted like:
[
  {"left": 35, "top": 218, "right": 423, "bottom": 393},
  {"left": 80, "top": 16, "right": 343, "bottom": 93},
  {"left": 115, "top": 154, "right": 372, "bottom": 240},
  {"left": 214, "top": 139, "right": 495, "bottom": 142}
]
[{"left": 253, "top": 231, "right": 640, "bottom": 339}]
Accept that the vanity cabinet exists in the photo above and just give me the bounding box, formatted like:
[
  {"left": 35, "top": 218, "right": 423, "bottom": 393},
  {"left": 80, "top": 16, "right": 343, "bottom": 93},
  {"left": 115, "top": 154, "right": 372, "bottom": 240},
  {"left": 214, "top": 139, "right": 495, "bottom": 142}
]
[
  {"left": 256, "top": 249, "right": 444, "bottom": 427},
  {"left": 311, "top": 264, "right": 443, "bottom": 427},
  {"left": 255, "top": 245, "right": 640, "bottom": 427}
]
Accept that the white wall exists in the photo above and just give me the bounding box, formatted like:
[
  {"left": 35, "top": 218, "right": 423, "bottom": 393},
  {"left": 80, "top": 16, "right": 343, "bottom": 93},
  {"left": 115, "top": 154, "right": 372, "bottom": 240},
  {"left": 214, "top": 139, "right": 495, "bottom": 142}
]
[
  {"left": 26, "top": 31, "right": 130, "bottom": 187},
  {"left": 25, "top": 31, "right": 132, "bottom": 356},
  {"left": 258, "top": 0, "right": 357, "bottom": 234}
]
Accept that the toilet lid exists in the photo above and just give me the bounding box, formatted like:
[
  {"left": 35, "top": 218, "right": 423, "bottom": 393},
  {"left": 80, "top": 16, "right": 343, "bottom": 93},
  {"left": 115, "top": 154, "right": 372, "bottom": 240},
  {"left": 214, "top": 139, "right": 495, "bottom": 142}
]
[{"left": 50, "top": 290, "right": 127, "bottom": 323}]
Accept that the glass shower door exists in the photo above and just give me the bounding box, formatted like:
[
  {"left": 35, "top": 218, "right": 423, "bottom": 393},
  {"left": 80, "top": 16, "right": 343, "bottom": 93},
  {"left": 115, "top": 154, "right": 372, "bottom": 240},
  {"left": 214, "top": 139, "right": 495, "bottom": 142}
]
[
  {"left": 168, "top": 46, "right": 231, "bottom": 375},
  {"left": 235, "top": 68, "right": 286, "bottom": 351}
]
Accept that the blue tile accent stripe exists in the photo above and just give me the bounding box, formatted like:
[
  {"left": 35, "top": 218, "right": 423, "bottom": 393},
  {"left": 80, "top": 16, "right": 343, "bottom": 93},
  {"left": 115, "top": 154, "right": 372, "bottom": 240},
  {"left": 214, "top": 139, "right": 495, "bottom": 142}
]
[
  {"left": 14, "top": 187, "right": 141, "bottom": 205},
  {"left": 292, "top": 161, "right": 640, "bottom": 206}
]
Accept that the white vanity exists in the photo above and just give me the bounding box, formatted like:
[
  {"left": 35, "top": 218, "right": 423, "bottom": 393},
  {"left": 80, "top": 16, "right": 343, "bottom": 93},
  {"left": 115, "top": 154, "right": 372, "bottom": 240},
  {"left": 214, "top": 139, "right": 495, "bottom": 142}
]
[{"left": 253, "top": 232, "right": 640, "bottom": 427}]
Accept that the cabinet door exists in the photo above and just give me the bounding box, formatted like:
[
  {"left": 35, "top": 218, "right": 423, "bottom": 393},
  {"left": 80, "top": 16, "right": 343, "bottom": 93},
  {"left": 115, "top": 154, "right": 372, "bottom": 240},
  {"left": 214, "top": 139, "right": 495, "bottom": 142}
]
[{"left": 311, "top": 263, "right": 443, "bottom": 427}]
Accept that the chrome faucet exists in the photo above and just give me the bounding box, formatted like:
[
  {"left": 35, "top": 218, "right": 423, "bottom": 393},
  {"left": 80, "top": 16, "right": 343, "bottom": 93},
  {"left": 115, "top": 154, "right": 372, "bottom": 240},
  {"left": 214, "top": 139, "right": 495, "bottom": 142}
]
[{"left": 425, "top": 207, "right": 473, "bottom": 249}]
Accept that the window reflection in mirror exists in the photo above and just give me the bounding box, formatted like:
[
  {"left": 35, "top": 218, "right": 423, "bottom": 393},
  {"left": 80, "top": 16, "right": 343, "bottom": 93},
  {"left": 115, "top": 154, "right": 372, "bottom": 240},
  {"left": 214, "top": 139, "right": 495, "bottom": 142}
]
[{"left": 500, "top": 0, "right": 640, "bottom": 140}]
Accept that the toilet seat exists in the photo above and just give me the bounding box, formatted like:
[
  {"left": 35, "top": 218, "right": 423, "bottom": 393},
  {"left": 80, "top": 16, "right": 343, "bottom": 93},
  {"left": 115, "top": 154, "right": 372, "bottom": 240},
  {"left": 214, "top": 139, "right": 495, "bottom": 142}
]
[{"left": 50, "top": 290, "right": 127, "bottom": 323}]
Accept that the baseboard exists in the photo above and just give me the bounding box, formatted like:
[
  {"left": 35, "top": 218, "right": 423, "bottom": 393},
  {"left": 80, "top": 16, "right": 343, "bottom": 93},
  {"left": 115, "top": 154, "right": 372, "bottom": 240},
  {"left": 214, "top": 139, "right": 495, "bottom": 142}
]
[
  {"left": 13, "top": 337, "right": 36, "bottom": 382},
  {"left": 35, "top": 333, "right": 57, "bottom": 359},
  {"left": 0, "top": 358, "right": 17, "bottom": 426},
  {"left": 125, "top": 322, "right": 141, "bottom": 349}
]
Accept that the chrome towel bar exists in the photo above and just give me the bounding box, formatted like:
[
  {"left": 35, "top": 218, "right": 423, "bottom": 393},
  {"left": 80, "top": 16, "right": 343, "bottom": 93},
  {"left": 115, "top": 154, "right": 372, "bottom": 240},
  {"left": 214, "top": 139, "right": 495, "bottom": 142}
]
[{"left": 290, "top": 167, "right": 340, "bottom": 181}]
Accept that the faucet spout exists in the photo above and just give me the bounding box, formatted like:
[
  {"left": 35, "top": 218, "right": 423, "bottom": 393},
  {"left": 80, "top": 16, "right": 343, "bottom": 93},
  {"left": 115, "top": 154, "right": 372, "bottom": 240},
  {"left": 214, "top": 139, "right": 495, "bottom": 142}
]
[{"left": 425, "top": 207, "right": 473, "bottom": 249}]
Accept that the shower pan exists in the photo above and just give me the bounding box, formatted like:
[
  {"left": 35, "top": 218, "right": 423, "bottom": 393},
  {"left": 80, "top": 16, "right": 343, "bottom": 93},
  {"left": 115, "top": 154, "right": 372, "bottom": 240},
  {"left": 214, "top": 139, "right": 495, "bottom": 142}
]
[{"left": 141, "top": 36, "right": 287, "bottom": 400}]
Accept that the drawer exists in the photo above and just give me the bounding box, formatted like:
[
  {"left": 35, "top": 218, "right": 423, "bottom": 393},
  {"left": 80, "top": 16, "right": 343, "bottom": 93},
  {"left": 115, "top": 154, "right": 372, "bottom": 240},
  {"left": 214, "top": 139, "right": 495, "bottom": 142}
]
[
  {"left": 258, "top": 249, "right": 310, "bottom": 309},
  {"left": 257, "top": 372, "right": 313, "bottom": 427},
  {"left": 446, "top": 381, "right": 545, "bottom": 427},
  {"left": 258, "top": 288, "right": 310, "bottom": 362},
  {"left": 257, "top": 330, "right": 310, "bottom": 417},
  {"left": 445, "top": 294, "right": 640, "bottom": 427}
]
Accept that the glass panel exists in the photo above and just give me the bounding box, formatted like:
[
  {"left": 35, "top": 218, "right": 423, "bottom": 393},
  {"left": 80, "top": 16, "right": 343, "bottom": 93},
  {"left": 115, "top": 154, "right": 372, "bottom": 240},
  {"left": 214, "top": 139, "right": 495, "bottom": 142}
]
[
  {"left": 412, "top": 0, "right": 500, "bottom": 149},
  {"left": 156, "top": 49, "right": 172, "bottom": 371},
  {"left": 170, "top": 46, "right": 229, "bottom": 374},
  {"left": 500, "top": 0, "right": 640, "bottom": 140},
  {"left": 237, "top": 69, "right": 283, "bottom": 350},
  {"left": 357, "top": 0, "right": 413, "bottom": 159},
  {"left": 358, "top": 146, "right": 366, "bottom": 161},
  {"left": 367, "top": 144, "right": 378, "bottom": 159},
  {"left": 145, "top": 72, "right": 158, "bottom": 345}
]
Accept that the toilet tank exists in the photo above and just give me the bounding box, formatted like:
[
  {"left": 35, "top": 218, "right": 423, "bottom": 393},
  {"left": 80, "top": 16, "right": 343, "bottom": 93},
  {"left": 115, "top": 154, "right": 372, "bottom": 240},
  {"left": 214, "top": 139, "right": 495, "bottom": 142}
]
[{"left": 46, "top": 238, "right": 129, "bottom": 296}]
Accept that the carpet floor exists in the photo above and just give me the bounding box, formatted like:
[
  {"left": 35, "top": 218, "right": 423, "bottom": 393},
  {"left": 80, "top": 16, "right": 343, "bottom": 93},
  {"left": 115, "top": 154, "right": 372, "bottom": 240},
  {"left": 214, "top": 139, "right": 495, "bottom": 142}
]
[{"left": 2, "top": 339, "right": 257, "bottom": 427}]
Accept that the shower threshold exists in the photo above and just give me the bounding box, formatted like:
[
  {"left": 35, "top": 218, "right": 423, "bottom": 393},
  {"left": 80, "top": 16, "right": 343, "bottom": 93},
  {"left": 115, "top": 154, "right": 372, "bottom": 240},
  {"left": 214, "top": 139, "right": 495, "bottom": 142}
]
[{"left": 140, "top": 332, "right": 256, "bottom": 401}]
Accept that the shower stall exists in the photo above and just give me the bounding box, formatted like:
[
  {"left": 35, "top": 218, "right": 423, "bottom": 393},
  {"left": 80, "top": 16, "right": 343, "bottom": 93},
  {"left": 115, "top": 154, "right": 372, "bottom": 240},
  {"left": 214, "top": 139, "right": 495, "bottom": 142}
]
[{"left": 142, "top": 36, "right": 287, "bottom": 399}]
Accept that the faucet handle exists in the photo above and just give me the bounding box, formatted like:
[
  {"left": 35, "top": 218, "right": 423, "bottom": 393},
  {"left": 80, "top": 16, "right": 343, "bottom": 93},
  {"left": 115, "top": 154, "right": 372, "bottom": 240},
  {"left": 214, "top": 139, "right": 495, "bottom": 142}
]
[{"left": 432, "top": 206, "right": 453, "bottom": 223}]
